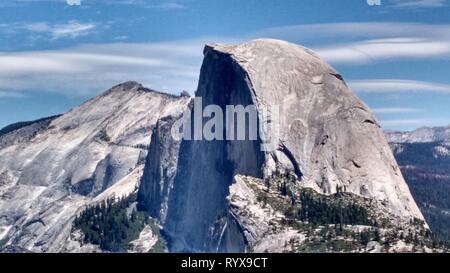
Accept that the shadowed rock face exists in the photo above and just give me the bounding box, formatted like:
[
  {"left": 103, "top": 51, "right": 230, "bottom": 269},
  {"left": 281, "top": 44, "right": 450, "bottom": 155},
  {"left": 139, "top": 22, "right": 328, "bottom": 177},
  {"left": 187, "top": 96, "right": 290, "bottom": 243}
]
[
  {"left": 144, "top": 39, "right": 425, "bottom": 252},
  {"left": 162, "top": 45, "right": 266, "bottom": 252},
  {"left": 137, "top": 106, "right": 190, "bottom": 224}
]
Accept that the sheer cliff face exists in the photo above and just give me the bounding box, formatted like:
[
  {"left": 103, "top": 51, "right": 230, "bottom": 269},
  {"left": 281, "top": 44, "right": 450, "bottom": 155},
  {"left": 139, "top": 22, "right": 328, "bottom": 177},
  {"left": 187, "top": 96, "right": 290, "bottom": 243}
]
[
  {"left": 151, "top": 39, "right": 424, "bottom": 252},
  {"left": 160, "top": 41, "right": 274, "bottom": 252},
  {"left": 0, "top": 82, "right": 190, "bottom": 252}
]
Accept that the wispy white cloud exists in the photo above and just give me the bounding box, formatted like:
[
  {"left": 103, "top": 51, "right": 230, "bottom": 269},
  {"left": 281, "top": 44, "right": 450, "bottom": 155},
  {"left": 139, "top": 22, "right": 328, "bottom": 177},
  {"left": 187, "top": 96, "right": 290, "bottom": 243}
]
[
  {"left": 0, "top": 20, "right": 97, "bottom": 40},
  {"left": 256, "top": 22, "right": 450, "bottom": 42},
  {"left": 389, "top": 0, "right": 448, "bottom": 9},
  {"left": 255, "top": 22, "right": 450, "bottom": 64},
  {"left": 373, "top": 107, "right": 421, "bottom": 114},
  {"left": 151, "top": 2, "right": 186, "bottom": 9},
  {"left": 379, "top": 118, "right": 448, "bottom": 130},
  {"left": 66, "top": 0, "right": 81, "bottom": 6},
  {"left": 0, "top": 0, "right": 187, "bottom": 9},
  {"left": 382, "top": 119, "right": 425, "bottom": 126},
  {"left": 316, "top": 38, "right": 450, "bottom": 64},
  {"left": 89, "top": 0, "right": 187, "bottom": 9},
  {"left": 4, "top": 21, "right": 450, "bottom": 64},
  {"left": 0, "top": 38, "right": 234, "bottom": 97},
  {"left": 49, "top": 21, "right": 96, "bottom": 39},
  {"left": 0, "top": 91, "right": 25, "bottom": 98},
  {"left": 349, "top": 79, "right": 450, "bottom": 94},
  {"left": 113, "top": 35, "right": 129, "bottom": 41}
]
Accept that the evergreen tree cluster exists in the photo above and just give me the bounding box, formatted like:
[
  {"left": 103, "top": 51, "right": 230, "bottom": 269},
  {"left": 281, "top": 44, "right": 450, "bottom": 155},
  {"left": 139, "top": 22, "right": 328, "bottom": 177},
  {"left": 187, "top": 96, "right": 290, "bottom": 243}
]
[
  {"left": 286, "top": 190, "right": 371, "bottom": 226},
  {"left": 73, "top": 193, "right": 148, "bottom": 252},
  {"left": 293, "top": 224, "right": 383, "bottom": 252}
]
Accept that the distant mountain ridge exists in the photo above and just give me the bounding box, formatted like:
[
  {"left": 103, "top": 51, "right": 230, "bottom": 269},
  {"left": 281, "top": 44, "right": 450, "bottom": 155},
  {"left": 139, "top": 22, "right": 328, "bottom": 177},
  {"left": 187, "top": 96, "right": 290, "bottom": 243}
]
[
  {"left": 386, "top": 126, "right": 450, "bottom": 243},
  {"left": 386, "top": 125, "right": 450, "bottom": 143}
]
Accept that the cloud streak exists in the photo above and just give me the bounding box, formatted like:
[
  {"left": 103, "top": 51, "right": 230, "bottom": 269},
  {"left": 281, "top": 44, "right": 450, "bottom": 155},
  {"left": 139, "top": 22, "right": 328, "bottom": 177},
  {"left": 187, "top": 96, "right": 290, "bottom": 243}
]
[
  {"left": 373, "top": 107, "right": 421, "bottom": 114},
  {"left": 367, "top": 117, "right": 450, "bottom": 130},
  {"left": 49, "top": 21, "right": 96, "bottom": 39},
  {"left": 349, "top": 79, "right": 450, "bottom": 94},
  {"left": 380, "top": 118, "right": 446, "bottom": 127},
  {"left": 389, "top": 0, "right": 448, "bottom": 9},
  {"left": 256, "top": 22, "right": 450, "bottom": 42},
  {"left": 0, "top": 91, "right": 25, "bottom": 98},
  {"left": 316, "top": 38, "right": 450, "bottom": 64},
  {"left": 0, "top": 0, "right": 187, "bottom": 9},
  {"left": 0, "top": 21, "right": 97, "bottom": 40},
  {"left": 255, "top": 22, "right": 450, "bottom": 64},
  {"left": 0, "top": 38, "right": 236, "bottom": 97}
]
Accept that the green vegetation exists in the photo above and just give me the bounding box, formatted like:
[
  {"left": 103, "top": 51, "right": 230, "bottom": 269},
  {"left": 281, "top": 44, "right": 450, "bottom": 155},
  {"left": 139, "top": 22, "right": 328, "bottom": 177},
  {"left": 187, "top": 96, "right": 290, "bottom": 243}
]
[
  {"left": 254, "top": 174, "right": 373, "bottom": 227},
  {"left": 290, "top": 224, "right": 383, "bottom": 253},
  {"left": 246, "top": 172, "right": 447, "bottom": 252},
  {"left": 289, "top": 190, "right": 371, "bottom": 226},
  {"left": 256, "top": 190, "right": 291, "bottom": 212},
  {"left": 73, "top": 193, "right": 149, "bottom": 252},
  {"left": 264, "top": 172, "right": 372, "bottom": 226}
]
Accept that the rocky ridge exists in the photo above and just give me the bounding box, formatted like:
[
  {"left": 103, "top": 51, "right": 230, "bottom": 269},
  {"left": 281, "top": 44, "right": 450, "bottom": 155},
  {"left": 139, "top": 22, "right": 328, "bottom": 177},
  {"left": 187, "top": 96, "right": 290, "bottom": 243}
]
[{"left": 0, "top": 82, "right": 190, "bottom": 252}]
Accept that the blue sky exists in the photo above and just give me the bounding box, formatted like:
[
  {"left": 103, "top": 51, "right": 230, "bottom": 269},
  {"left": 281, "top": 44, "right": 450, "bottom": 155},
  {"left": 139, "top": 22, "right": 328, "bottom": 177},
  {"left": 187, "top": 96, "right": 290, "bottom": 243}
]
[{"left": 0, "top": 0, "right": 450, "bottom": 131}]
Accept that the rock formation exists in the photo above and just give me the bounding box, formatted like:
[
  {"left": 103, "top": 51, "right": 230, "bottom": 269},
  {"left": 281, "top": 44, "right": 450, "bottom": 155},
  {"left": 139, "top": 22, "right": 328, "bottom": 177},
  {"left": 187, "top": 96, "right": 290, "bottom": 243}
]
[{"left": 138, "top": 39, "right": 426, "bottom": 252}]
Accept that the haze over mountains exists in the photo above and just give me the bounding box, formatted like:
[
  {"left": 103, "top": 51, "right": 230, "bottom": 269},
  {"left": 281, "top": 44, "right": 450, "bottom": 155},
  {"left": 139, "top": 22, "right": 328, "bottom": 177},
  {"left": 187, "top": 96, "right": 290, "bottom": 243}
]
[{"left": 0, "top": 39, "right": 443, "bottom": 253}]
